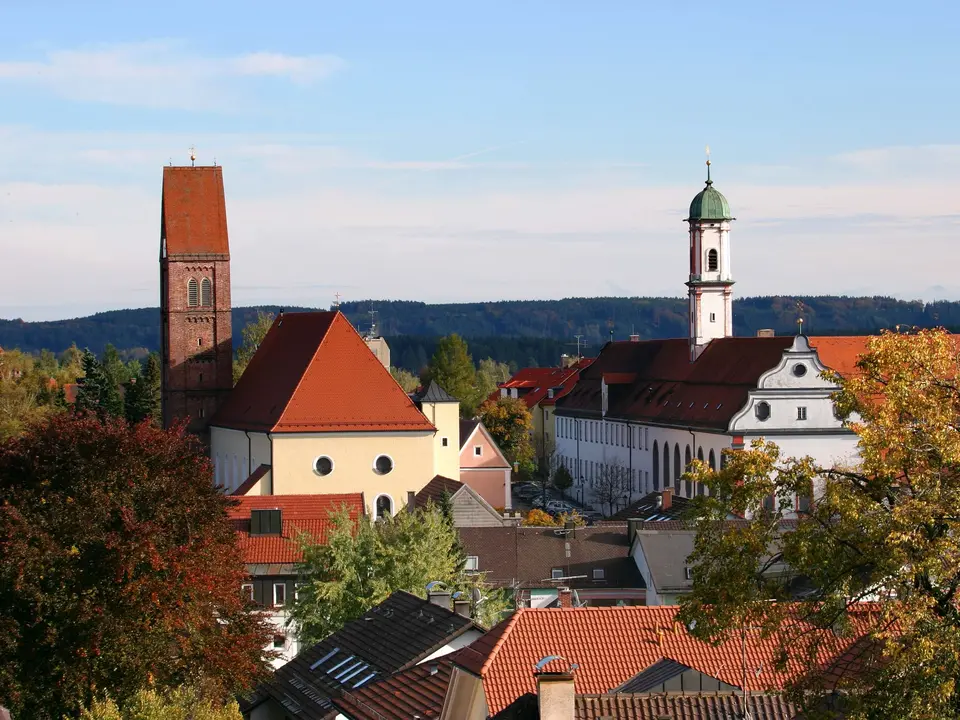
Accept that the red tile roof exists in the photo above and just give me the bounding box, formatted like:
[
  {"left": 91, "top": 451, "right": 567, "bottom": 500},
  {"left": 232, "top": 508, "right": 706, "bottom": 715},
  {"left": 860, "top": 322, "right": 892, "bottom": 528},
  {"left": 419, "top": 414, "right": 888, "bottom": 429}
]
[
  {"left": 453, "top": 604, "right": 877, "bottom": 715},
  {"left": 211, "top": 312, "right": 435, "bottom": 433},
  {"left": 333, "top": 657, "right": 454, "bottom": 720},
  {"left": 161, "top": 166, "right": 230, "bottom": 256},
  {"left": 574, "top": 693, "right": 799, "bottom": 719},
  {"left": 488, "top": 360, "right": 594, "bottom": 411},
  {"left": 227, "top": 493, "right": 363, "bottom": 564}
]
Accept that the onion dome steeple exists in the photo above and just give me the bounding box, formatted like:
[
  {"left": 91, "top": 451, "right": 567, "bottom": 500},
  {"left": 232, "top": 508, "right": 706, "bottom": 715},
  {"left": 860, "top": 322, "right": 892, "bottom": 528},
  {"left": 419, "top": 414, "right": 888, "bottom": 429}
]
[{"left": 686, "top": 156, "right": 733, "bottom": 222}]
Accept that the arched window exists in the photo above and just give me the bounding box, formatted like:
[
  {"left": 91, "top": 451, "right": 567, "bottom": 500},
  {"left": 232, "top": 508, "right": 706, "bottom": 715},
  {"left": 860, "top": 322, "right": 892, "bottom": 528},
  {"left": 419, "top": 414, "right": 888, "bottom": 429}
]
[
  {"left": 187, "top": 278, "right": 199, "bottom": 307},
  {"left": 200, "top": 277, "right": 212, "bottom": 306},
  {"left": 652, "top": 441, "right": 660, "bottom": 491},
  {"left": 708, "top": 449, "right": 717, "bottom": 471},
  {"left": 663, "top": 443, "right": 670, "bottom": 488},
  {"left": 684, "top": 445, "right": 692, "bottom": 497},
  {"left": 706, "top": 249, "right": 719, "bottom": 272},
  {"left": 697, "top": 446, "right": 704, "bottom": 462},
  {"left": 673, "top": 445, "right": 682, "bottom": 493},
  {"left": 375, "top": 494, "right": 393, "bottom": 520}
]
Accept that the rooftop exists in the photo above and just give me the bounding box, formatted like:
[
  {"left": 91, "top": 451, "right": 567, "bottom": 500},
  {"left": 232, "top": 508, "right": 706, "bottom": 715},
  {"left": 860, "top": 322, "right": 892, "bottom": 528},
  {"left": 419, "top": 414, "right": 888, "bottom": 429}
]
[
  {"left": 211, "top": 312, "right": 435, "bottom": 433},
  {"left": 161, "top": 165, "right": 230, "bottom": 256}
]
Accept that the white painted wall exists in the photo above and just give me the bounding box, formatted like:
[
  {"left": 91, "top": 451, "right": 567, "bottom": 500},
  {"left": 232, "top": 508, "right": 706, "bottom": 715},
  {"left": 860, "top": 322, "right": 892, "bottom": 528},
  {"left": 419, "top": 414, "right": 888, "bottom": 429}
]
[
  {"left": 630, "top": 539, "right": 658, "bottom": 606},
  {"left": 419, "top": 628, "right": 485, "bottom": 663},
  {"left": 210, "top": 426, "right": 273, "bottom": 493}
]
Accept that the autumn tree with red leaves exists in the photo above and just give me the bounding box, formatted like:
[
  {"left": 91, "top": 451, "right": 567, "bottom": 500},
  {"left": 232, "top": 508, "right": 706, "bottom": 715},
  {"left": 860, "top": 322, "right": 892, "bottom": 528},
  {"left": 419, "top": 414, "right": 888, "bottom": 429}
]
[{"left": 0, "top": 414, "right": 273, "bottom": 720}]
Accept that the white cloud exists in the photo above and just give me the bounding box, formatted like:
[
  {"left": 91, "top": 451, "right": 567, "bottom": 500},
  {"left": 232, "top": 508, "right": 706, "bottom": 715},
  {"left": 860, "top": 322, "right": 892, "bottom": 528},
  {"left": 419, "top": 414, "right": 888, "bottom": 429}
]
[{"left": 0, "top": 41, "right": 344, "bottom": 109}]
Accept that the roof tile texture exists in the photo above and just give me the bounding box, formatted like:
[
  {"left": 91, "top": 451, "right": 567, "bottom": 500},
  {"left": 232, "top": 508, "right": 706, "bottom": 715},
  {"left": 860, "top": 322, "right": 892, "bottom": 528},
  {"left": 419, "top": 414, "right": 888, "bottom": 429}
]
[
  {"left": 227, "top": 493, "right": 363, "bottom": 564},
  {"left": 161, "top": 166, "right": 230, "bottom": 256},
  {"left": 211, "top": 312, "right": 435, "bottom": 433}
]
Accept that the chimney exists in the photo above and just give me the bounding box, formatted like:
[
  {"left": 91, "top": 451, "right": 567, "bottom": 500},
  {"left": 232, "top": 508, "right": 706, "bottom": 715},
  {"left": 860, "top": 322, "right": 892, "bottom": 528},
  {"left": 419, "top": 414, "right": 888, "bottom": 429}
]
[
  {"left": 660, "top": 489, "right": 672, "bottom": 510},
  {"left": 629, "top": 334, "right": 640, "bottom": 342},
  {"left": 557, "top": 587, "right": 573, "bottom": 608},
  {"left": 428, "top": 590, "right": 452, "bottom": 611},
  {"left": 560, "top": 354, "right": 577, "bottom": 369},
  {"left": 406, "top": 490, "right": 416, "bottom": 512},
  {"left": 756, "top": 329, "right": 775, "bottom": 337},
  {"left": 454, "top": 598, "right": 472, "bottom": 618},
  {"left": 536, "top": 668, "right": 576, "bottom": 720}
]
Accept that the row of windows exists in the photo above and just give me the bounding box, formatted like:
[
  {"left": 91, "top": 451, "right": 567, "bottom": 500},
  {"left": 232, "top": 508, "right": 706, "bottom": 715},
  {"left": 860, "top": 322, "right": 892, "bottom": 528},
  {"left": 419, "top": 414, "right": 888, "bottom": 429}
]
[
  {"left": 186, "top": 277, "right": 213, "bottom": 307},
  {"left": 754, "top": 402, "right": 808, "bottom": 422},
  {"left": 557, "top": 418, "right": 650, "bottom": 450},
  {"left": 312, "top": 454, "right": 395, "bottom": 477},
  {"left": 242, "top": 581, "right": 296, "bottom": 608},
  {"left": 557, "top": 455, "right": 649, "bottom": 494}
]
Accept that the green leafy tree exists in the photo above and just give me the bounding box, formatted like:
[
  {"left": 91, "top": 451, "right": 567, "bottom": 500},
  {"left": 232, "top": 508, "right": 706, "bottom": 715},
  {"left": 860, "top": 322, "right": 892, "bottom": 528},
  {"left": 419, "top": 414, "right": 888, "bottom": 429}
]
[
  {"left": 475, "top": 357, "right": 512, "bottom": 401},
  {"left": 233, "top": 311, "right": 275, "bottom": 384},
  {"left": 478, "top": 396, "right": 535, "bottom": 473},
  {"left": 553, "top": 463, "right": 574, "bottom": 500},
  {"left": 124, "top": 354, "right": 161, "bottom": 426},
  {"left": 677, "top": 328, "right": 960, "bottom": 720},
  {"left": 0, "top": 414, "right": 272, "bottom": 719},
  {"left": 79, "top": 687, "right": 242, "bottom": 720},
  {"left": 423, "top": 334, "right": 481, "bottom": 417},
  {"left": 390, "top": 366, "right": 420, "bottom": 393},
  {"left": 101, "top": 343, "right": 131, "bottom": 387}
]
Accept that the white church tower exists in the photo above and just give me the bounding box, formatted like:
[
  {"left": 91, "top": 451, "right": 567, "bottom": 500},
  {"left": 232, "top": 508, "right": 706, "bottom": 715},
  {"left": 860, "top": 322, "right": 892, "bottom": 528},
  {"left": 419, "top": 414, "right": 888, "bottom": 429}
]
[{"left": 686, "top": 153, "right": 735, "bottom": 360}]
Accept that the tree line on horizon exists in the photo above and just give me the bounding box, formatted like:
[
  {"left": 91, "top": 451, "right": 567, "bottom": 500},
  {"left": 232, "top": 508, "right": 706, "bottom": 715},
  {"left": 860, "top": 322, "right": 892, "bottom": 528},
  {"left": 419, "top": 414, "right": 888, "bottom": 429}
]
[{"left": 3, "top": 296, "right": 960, "bottom": 371}]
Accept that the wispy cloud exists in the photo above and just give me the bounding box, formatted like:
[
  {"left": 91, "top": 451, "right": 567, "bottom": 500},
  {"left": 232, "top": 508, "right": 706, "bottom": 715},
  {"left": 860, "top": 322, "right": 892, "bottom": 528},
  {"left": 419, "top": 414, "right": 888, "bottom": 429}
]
[{"left": 0, "top": 41, "right": 345, "bottom": 109}]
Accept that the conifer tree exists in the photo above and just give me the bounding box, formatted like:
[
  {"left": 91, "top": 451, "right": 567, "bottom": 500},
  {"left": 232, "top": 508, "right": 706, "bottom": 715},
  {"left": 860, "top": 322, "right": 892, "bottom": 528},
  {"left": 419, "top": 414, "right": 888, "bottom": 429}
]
[
  {"left": 423, "top": 334, "right": 480, "bottom": 417},
  {"left": 75, "top": 350, "right": 123, "bottom": 419},
  {"left": 124, "top": 354, "right": 161, "bottom": 426}
]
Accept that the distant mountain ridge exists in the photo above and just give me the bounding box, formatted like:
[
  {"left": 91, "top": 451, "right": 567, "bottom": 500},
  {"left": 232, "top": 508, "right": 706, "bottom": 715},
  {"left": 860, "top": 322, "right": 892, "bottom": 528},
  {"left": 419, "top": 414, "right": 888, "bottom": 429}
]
[{"left": 2, "top": 296, "right": 958, "bottom": 371}]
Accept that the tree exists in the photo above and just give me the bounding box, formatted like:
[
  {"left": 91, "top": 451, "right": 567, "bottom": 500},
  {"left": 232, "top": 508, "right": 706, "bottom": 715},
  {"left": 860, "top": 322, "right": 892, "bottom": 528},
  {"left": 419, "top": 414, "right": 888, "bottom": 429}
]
[
  {"left": 123, "top": 354, "right": 161, "bottom": 426},
  {"left": 478, "top": 397, "right": 535, "bottom": 473},
  {"left": 677, "top": 328, "right": 960, "bottom": 719},
  {"left": 390, "top": 366, "right": 419, "bottom": 393},
  {"left": 0, "top": 414, "right": 272, "bottom": 719},
  {"left": 423, "top": 334, "right": 481, "bottom": 417},
  {"left": 553, "top": 464, "right": 574, "bottom": 500},
  {"left": 233, "top": 311, "right": 275, "bottom": 384},
  {"left": 592, "top": 458, "right": 631, "bottom": 516},
  {"left": 79, "top": 687, "right": 242, "bottom": 720},
  {"left": 475, "top": 357, "right": 512, "bottom": 400},
  {"left": 75, "top": 349, "right": 123, "bottom": 419}
]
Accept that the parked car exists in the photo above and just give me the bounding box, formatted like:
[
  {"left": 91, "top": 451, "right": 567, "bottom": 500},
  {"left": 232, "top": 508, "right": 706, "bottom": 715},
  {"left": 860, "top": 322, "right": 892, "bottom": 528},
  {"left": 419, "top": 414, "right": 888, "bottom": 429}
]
[
  {"left": 545, "top": 500, "right": 575, "bottom": 514},
  {"left": 515, "top": 485, "right": 541, "bottom": 501}
]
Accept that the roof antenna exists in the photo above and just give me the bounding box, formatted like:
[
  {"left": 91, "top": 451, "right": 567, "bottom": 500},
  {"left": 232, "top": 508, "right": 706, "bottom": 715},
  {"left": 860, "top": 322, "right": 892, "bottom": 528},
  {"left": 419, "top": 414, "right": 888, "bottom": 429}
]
[
  {"left": 333, "top": 292, "right": 343, "bottom": 310},
  {"left": 705, "top": 144, "right": 712, "bottom": 185},
  {"left": 189, "top": 146, "right": 197, "bottom": 167},
  {"left": 278, "top": 308, "right": 284, "bottom": 327}
]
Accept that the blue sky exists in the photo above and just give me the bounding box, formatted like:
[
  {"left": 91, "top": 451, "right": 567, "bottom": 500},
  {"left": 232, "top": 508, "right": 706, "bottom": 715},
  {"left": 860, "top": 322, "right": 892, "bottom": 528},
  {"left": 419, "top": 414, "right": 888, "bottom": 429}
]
[{"left": 1, "top": 1, "right": 958, "bottom": 320}]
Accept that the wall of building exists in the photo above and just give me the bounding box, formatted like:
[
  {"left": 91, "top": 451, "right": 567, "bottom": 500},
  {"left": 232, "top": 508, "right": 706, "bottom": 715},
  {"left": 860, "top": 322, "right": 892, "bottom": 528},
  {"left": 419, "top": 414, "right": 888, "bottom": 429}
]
[
  {"left": 460, "top": 426, "right": 511, "bottom": 509},
  {"left": 271, "top": 431, "right": 436, "bottom": 517},
  {"left": 554, "top": 416, "right": 730, "bottom": 510},
  {"left": 450, "top": 490, "right": 505, "bottom": 527},
  {"left": 211, "top": 426, "right": 272, "bottom": 492},
  {"left": 440, "top": 667, "right": 489, "bottom": 720},
  {"left": 630, "top": 540, "right": 658, "bottom": 606},
  {"left": 419, "top": 401, "right": 461, "bottom": 481},
  {"left": 364, "top": 337, "right": 391, "bottom": 369}
]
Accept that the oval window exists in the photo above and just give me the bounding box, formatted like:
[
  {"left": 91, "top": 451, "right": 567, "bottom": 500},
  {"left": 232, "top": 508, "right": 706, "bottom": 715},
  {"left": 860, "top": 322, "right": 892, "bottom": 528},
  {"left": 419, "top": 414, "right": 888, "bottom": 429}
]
[
  {"left": 314, "top": 456, "right": 334, "bottom": 476},
  {"left": 792, "top": 364, "right": 807, "bottom": 377},
  {"left": 374, "top": 455, "right": 394, "bottom": 475},
  {"left": 755, "top": 401, "right": 771, "bottom": 421}
]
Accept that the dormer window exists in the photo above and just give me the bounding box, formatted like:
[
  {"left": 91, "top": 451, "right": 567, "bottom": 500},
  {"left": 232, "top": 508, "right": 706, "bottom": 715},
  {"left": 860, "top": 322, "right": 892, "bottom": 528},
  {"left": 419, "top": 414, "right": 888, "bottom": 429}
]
[{"left": 250, "top": 508, "right": 282, "bottom": 536}]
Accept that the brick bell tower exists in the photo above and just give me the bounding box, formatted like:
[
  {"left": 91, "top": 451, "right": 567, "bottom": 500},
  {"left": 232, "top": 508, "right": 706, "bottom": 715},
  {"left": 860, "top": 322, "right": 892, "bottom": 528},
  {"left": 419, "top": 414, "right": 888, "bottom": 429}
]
[{"left": 160, "top": 163, "right": 233, "bottom": 434}]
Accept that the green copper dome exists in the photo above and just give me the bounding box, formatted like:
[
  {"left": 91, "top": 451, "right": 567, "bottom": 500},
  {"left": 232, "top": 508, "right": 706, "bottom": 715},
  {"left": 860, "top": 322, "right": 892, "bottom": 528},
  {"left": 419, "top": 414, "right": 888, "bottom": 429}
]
[{"left": 687, "top": 163, "right": 732, "bottom": 221}]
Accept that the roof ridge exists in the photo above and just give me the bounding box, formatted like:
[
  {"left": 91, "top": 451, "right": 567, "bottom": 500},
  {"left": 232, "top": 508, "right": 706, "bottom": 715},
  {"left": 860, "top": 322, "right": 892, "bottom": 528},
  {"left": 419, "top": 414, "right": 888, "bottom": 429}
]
[
  {"left": 273, "top": 312, "right": 340, "bottom": 430},
  {"left": 479, "top": 607, "right": 525, "bottom": 677}
]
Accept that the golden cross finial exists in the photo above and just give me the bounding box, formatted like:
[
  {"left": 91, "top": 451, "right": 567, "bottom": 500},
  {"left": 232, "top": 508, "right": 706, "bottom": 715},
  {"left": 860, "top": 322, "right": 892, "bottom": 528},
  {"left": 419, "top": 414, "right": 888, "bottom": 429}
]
[
  {"left": 704, "top": 145, "right": 712, "bottom": 184},
  {"left": 189, "top": 146, "right": 197, "bottom": 166}
]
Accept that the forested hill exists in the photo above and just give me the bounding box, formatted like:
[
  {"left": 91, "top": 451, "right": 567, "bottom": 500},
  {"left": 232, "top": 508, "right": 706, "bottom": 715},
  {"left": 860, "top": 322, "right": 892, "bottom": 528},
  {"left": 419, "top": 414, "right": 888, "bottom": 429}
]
[{"left": 2, "top": 296, "right": 958, "bottom": 371}]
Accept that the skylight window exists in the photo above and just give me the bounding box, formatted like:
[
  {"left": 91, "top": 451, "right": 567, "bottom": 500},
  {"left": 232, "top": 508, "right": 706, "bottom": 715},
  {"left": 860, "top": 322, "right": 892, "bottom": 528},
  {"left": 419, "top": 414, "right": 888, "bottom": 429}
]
[
  {"left": 310, "top": 647, "right": 340, "bottom": 671},
  {"left": 327, "top": 655, "right": 355, "bottom": 674}
]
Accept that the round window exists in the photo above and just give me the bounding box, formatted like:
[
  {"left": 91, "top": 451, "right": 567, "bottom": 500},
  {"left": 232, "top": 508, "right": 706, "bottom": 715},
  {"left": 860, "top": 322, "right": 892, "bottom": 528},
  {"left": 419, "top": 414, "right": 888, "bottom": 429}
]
[
  {"left": 374, "top": 455, "right": 394, "bottom": 475},
  {"left": 755, "top": 401, "right": 771, "bottom": 421},
  {"left": 314, "top": 456, "right": 334, "bottom": 476},
  {"left": 792, "top": 364, "right": 807, "bottom": 377}
]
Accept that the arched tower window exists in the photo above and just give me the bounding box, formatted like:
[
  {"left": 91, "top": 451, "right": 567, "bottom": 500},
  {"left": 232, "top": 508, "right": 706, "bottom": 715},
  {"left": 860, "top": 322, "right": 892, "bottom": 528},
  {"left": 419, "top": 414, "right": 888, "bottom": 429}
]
[
  {"left": 200, "top": 277, "right": 212, "bottom": 306},
  {"left": 652, "top": 441, "right": 660, "bottom": 491},
  {"left": 708, "top": 449, "right": 717, "bottom": 471},
  {"left": 187, "top": 278, "right": 199, "bottom": 307},
  {"left": 706, "top": 248, "right": 719, "bottom": 272}
]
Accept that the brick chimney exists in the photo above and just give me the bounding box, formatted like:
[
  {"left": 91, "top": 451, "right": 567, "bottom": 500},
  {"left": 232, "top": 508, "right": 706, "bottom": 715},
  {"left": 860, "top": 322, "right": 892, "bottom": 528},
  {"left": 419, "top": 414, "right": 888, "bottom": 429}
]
[
  {"left": 536, "top": 669, "right": 576, "bottom": 720},
  {"left": 756, "top": 329, "right": 775, "bottom": 337},
  {"left": 660, "top": 488, "right": 673, "bottom": 510},
  {"left": 557, "top": 587, "right": 573, "bottom": 608},
  {"left": 629, "top": 334, "right": 640, "bottom": 342}
]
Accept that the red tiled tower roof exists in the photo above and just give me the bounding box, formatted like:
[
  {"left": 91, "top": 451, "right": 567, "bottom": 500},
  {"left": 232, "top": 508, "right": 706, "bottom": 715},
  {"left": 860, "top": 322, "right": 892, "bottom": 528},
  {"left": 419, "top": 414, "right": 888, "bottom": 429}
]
[
  {"left": 161, "top": 166, "right": 230, "bottom": 256},
  {"left": 211, "top": 311, "right": 435, "bottom": 433}
]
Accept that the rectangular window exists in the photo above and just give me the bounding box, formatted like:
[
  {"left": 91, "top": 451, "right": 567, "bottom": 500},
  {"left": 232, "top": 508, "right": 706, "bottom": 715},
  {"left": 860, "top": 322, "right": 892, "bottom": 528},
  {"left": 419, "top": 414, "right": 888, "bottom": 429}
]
[
  {"left": 465, "top": 556, "right": 479, "bottom": 571},
  {"left": 441, "top": 437, "right": 449, "bottom": 447},
  {"left": 474, "top": 446, "right": 482, "bottom": 456},
  {"left": 551, "top": 568, "right": 564, "bottom": 580},
  {"left": 273, "top": 583, "right": 286, "bottom": 607},
  {"left": 241, "top": 583, "right": 254, "bottom": 602},
  {"left": 684, "top": 567, "right": 693, "bottom": 580},
  {"left": 797, "top": 406, "right": 808, "bottom": 421},
  {"left": 273, "top": 635, "right": 286, "bottom": 649},
  {"left": 709, "top": 313, "right": 716, "bottom": 322},
  {"left": 593, "top": 568, "right": 605, "bottom": 580}
]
